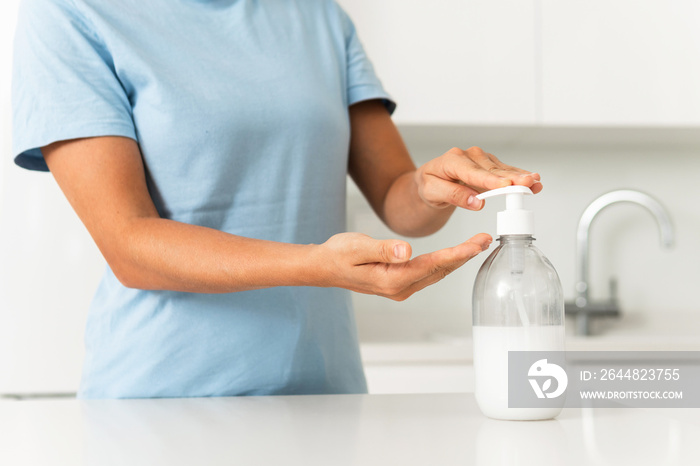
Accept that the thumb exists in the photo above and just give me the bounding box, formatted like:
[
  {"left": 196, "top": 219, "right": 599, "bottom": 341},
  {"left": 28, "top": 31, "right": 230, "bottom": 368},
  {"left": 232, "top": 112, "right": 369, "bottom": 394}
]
[{"left": 369, "top": 238, "right": 412, "bottom": 264}]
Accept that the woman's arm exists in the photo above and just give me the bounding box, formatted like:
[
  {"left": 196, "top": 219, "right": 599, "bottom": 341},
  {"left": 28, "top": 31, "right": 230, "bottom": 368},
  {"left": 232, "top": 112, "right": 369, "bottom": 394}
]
[
  {"left": 43, "top": 136, "right": 490, "bottom": 300},
  {"left": 348, "top": 100, "right": 542, "bottom": 237}
]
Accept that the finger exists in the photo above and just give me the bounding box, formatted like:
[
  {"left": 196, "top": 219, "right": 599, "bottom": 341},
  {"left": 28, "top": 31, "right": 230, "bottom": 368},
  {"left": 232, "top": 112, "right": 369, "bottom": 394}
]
[
  {"left": 492, "top": 167, "right": 542, "bottom": 193},
  {"left": 483, "top": 167, "right": 542, "bottom": 194},
  {"left": 443, "top": 152, "right": 513, "bottom": 192},
  {"left": 479, "top": 153, "right": 544, "bottom": 193},
  {"left": 416, "top": 233, "right": 492, "bottom": 267},
  {"left": 357, "top": 236, "right": 413, "bottom": 264},
  {"left": 529, "top": 179, "right": 543, "bottom": 194},
  {"left": 483, "top": 152, "right": 534, "bottom": 176},
  {"left": 419, "top": 176, "right": 484, "bottom": 210},
  {"left": 396, "top": 256, "right": 471, "bottom": 300},
  {"left": 393, "top": 233, "right": 492, "bottom": 285},
  {"left": 446, "top": 147, "right": 543, "bottom": 194},
  {"left": 391, "top": 234, "right": 492, "bottom": 299}
]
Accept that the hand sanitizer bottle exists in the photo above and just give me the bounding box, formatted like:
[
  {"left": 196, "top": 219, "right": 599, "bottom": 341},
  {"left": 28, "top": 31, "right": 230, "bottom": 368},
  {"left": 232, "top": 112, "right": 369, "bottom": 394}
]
[{"left": 472, "top": 186, "right": 565, "bottom": 420}]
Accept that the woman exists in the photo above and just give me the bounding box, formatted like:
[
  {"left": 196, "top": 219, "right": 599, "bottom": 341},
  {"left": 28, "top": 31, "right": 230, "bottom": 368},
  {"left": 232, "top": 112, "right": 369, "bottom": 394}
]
[{"left": 12, "top": 0, "right": 541, "bottom": 398}]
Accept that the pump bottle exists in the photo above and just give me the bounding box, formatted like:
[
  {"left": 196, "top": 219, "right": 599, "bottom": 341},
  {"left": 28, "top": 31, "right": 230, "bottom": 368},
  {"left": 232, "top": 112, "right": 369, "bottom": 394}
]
[{"left": 472, "top": 186, "right": 565, "bottom": 420}]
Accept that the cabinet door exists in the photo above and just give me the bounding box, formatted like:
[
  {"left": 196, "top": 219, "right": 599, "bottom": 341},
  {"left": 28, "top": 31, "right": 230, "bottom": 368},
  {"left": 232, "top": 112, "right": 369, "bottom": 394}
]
[
  {"left": 364, "top": 364, "right": 474, "bottom": 394},
  {"left": 541, "top": 0, "right": 700, "bottom": 125},
  {"left": 337, "top": 0, "right": 537, "bottom": 125}
]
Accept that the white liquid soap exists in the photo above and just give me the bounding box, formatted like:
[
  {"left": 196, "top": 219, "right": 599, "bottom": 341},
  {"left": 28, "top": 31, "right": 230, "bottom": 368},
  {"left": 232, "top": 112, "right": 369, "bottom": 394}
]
[
  {"left": 471, "top": 186, "right": 565, "bottom": 420},
  {"left": 473, "top": 325, "right": 564, "bottom": 420}
]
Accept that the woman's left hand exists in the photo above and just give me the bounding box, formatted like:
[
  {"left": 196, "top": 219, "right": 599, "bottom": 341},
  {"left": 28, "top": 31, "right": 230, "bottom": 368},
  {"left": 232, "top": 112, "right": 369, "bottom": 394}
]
[{"left": 414, "top": 146, "right": 543, "bottom": 211}]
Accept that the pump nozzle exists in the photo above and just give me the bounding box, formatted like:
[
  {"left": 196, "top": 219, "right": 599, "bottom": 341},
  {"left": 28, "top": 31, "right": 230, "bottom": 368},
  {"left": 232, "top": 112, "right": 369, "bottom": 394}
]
[
  {"left": 476, "top": 186, "right": 534, "bottom": 236},
  {"left": 478, "top": 186, "right": 536, "bottom": 327},
  {"left": 476, "top": 185, "right": 532, "bottom": 200}
]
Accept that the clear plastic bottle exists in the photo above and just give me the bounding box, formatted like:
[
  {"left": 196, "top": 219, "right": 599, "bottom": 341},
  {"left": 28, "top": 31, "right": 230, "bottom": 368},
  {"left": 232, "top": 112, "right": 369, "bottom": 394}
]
[{"left": 472, "top": 186, "right": 565, "bottom": 421}]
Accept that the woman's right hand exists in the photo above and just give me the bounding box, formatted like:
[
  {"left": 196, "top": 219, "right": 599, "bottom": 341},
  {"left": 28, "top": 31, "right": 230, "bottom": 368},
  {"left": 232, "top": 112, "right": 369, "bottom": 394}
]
[{"left": 317, "top": 232, "right": 492, "bottom": 301}]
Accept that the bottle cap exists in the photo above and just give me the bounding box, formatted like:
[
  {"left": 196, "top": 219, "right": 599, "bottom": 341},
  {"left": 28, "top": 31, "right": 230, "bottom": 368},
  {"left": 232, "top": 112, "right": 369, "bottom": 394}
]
[{"left": 476, "top": 186, "right": 534, "bottom": 235}]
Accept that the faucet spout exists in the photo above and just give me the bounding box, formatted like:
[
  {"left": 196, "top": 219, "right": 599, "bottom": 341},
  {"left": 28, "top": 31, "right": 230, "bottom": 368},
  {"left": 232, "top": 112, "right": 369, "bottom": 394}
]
[{"left": 569, "top": 190, "right": 675, "bottom": 335}]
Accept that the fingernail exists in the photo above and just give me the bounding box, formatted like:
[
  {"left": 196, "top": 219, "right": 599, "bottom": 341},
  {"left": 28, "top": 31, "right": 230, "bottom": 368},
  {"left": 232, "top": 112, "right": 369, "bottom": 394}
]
[
  {"left": 394, "top": 244, "right": 407, "bottom": 260},
  {"left": 482, "top": 240, "right": 492, "bottom": 251},
  {"left": 467, "top": 195, "right": 481, "bottom": 208}
]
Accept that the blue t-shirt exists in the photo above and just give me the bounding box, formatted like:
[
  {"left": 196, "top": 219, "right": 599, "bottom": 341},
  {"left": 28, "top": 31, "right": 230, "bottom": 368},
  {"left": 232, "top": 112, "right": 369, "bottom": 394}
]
[{"left": 12, "top": 0, "right": 394, "bottom": 398}]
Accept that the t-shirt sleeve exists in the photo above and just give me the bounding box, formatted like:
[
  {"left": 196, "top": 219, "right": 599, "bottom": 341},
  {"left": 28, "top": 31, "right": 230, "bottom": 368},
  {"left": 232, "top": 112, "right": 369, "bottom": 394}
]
[
  {"left": 12, "top": 0, "right": 136, "bottom": 172},
  {"left": 336, "top": 4, "right": 396, "bottom": 115}
]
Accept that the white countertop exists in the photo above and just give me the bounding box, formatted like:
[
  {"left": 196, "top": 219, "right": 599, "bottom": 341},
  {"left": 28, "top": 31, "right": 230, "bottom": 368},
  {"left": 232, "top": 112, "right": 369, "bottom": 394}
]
[
  {"left": 2, "top": 394, "right": 699, "bottom": 466},
  {"left": 361, "top": 335, "right": 700, "bottom": 367},
  {"left": 360, "top": 312, "right": 700, "bottom": 365}
]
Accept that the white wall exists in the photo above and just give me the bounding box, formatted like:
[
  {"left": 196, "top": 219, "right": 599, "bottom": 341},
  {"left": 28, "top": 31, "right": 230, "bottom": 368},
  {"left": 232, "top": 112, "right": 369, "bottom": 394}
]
[
  {"left": 0, "top": 0, "right": 106, "bottom": 393},
  {"left": 351, "top": 129, "right": 700, "bottom": 342}
]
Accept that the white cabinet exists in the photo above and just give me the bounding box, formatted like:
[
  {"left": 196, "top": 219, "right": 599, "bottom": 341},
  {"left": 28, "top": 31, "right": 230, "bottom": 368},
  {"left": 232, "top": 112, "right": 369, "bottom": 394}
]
[
  {"left": 364, "top": 364, "right": 474, "bottom": 394},
  {"left": 540, "top": 0, "right": 700, "bottom": 126},
  {"left": 337, "top": 0, "right": 537, "bottom": 125},
  {"left": 360, "top": 342, "right": 475, "bottom": 394},
  {"left": 341, "top": 1, "right": 700, "bottom": 127}
]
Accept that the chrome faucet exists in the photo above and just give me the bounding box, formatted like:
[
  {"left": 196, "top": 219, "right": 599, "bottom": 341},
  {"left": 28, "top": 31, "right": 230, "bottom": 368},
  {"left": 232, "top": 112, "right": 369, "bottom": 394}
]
[{"left": 565, "top": 190, "right": 675, "bottom": 336}]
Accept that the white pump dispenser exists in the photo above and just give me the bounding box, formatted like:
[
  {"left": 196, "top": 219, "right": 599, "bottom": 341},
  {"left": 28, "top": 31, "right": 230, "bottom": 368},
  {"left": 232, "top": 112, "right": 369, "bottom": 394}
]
[
  {"left": 472, "top": 184, "right": 565, "bottom": 421},
  {"left": 476, "top": 185, "right": 534, "bottom": 236}
]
